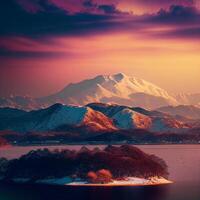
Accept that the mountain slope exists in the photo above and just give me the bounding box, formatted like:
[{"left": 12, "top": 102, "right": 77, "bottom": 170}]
[
  {"left": 150, "top": 117, "right": 189, "bottom": 132},
  {"left": 0, "top": 108, "right": 27, "bottom": 130},
  {"left": 176, "top": 93, "right": 200, "bottom": 106},
  {"left": 157, "top": 105, "right": 200, "bottom": 120},
  {"left": 38, "top": 73, "right": 178, "bottom": 109},
  {"left": 112, "top": 108, "right": 188, "bottom": 132},
  {"left": 87, "top": 103, "right": 126, "bottom": 117},
  {"left": 112, "top": 108, "right": 152, "bottom": 130},
  {"left": 87, "top": 103, "right": 189, "bottom": 132},
  {"left": 0, "top": 107, "right": 26, "bottom": 119},
  {"left": 87, "top": 102, "right": 169, "bottom": 118},
  {"left": 0, "top": 96, "right": 40, "bottom": 110},
  {"left": 1, "top": 73, "right": 200, "bottom": 111},
  {"left": 0, "top": 104, "right": 116, "bottom": 132},
  {"left": 0, "top": 103, "right": 192, "bottom": 133}
]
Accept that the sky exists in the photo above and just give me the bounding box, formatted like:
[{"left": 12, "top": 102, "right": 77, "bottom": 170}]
[{"left": 0, "top": 0, "right": 200, "bottom": 97}]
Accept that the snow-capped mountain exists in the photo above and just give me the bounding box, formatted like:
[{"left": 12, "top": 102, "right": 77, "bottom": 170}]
[
  {"left": 38, "top": 73, "right": 178, "bottom": 110},
  {"left": 176, "top": 93, "right": 200, "bottom": 107},
  {"left": 150, "top": 117, "right": 189, "bottom": 132},
  {"left": 112, "top": 108, "right": 152, "bottom": 130},
  {"left": 0, "top": 96, "right": 40, "bottom": 110},
  {"left": 112, "top": 108, "right": 188, "bottom": 132},
  {"left": 87, "top": 102, "right": 167, "bottom": 118},
  {"left": 87, "top": 103, "right": 127, "bottom": 117},
  {"left": 0, "top": 103, "right": 190, "bottom": 133},
  {"left": 0, "top": 104, "right": 116, "bottom": 132},
  {"left": 157, "top": 105, "right": 200, "bottom": 120},
  {"left": 87, "top": 103, "right": 190, "bottom": 132},
  {"left": 0, "top": 73, "right": 199, "bottom": 110}
]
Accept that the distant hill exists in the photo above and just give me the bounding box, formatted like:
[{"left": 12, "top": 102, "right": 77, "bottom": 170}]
[
  {"left": 157, "top": 105, "right": 200, "bottom": 120},
  {"left": 0, "top": 103, "right": 190, "bottom": 133},
  {"left": 0, "top": 104, "right": 116, "bottom": 132},
  {"left": 176, "top": 93, "right": 200, "bottom": 106},
  {"left": 87, "top": 103, "right": 189, "bottom": 132}
]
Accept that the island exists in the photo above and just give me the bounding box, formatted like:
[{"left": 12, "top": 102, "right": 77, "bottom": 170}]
[{"left": 0, "top": 145, "right": 172, "bottom": 186}]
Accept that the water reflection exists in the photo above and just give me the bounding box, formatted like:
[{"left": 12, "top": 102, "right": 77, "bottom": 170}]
[
  {"left": 1, "top": 182, "right": 200, "bottom": 200},
  {"left": 0, "top": 183, "right": 169, "bottom": 200},
  {"left": 1, "top": 145, "right": 200, "bottom": 200}
]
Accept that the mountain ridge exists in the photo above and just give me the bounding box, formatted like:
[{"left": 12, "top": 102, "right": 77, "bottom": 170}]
[
  {"left": 156, "top": 105, "right": 200, "bottom": 120},
  {"left": 37, "top": 72, "right": 178, "bottom": 110},
  {"left": 0, "top": 73, "right": 199, "bottom": 110},
  {"left": 0, "top": 103, "right": 190, "bottom": 133}
]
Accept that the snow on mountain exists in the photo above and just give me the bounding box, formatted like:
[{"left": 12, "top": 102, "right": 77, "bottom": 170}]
[
  {"left": 38, "top": 73, "right": 178, "bottom": 110},
  {"left": 87, "top": 103, "right": 126, "bottom": 117},
  {"left": 0, "top": 103, "right": 191, "bottom": 133},
  {"left": 176, "top": 93, "right": 200, "bottom": 106},
  {"left": 87, "top": 103, "right": 190, "bottom": 132},
  {"left": 0, "top": 96, "right": 40, "bottom": 110},
  {"left": 111, "top": 107, "right": 189, "bottom": 132},
  {"left": 128, "top": 93, "right": 175, "bottom": 109},
  {"left": 87, "top": 102, "right": 167, "bottom": 118},
  {"left": 150, "top": 117, "right": 189, "bottom": 133},
  {"left": 0, "top": 104, "right": 116, "bottom": 132},
  {"left": 1, "top": 73, "right": 200, "bottom": 111},
  {"left": 157, "top": 105, "right": 200, "bottom": 120},
  {"left": 112, "top": 108, "right": 152, "bottom": 130}
]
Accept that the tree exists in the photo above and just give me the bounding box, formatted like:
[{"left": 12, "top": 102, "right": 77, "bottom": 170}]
[
  {"left": 96, "top": 169, "right": 112, "bottom": 184},
  {"left": 87, "top": 169, "right": 113, "bottom": 184},
  {"left": 87, "top": 171, "right": 97, "bottom": 183}
]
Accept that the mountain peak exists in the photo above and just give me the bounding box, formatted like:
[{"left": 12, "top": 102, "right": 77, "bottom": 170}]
[
  {"left": 49, "top": 103, "right": 63, "bottom": 109},
  {"left": 94, "top": 73, "right": 127, "bottom": 82},
  {"left": 37, "top": 72, "right": 178, "bottom": 109},
  {"left": 112, "top": 73, "right": 127, "bottom": 81}
]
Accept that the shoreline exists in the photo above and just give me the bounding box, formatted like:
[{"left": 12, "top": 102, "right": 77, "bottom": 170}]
[
  {"left": 0, "top": 180, "right": 173, "bottom": 189},
  {"left": 66, "top": 182, "right": 173, "bottom": 187},
  {"left": 0, "top": 176, "right": 172, "bottom": 187},
  {"left": 0, "top": 177, "right": 173, "bottom": 188},
  {"left": 36, "top": 177, "right": 173, "bottom": 187}
]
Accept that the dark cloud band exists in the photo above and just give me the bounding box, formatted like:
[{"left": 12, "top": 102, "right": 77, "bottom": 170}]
[{"left": 0, "top": 0, "right": 200, "bottom": 59}]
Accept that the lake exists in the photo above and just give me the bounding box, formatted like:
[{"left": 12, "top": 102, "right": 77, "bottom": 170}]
[{"left": 0, "top": 144, "right": 200, "bottom": 200}]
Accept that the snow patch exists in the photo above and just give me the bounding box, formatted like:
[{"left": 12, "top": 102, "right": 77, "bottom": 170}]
[
  {"left": 36, "top": 176, "right": 172, "bottom": 186},
  {"left": 112, "top": 108, "right": 152, "bottom": 129}
]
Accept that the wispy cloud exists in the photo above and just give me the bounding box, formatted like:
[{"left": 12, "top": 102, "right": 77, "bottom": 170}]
[{"left": 0, "top": 1, "right": 199, "bottom": 69}]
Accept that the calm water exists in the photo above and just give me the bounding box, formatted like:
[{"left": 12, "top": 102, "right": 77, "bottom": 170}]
[{"left": 0, "top": 144, "right": 200, "bottom": 200}]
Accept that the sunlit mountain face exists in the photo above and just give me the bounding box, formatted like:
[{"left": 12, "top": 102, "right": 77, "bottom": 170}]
[
  {"left": 0, "top": 73, "right": 200, "bottom": 111},
  {"left": 2, "top": 2, "right": 200, "bottom": 198},
  {"left": 0, "top": 0, "right": 200, "bottom": 98}
]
